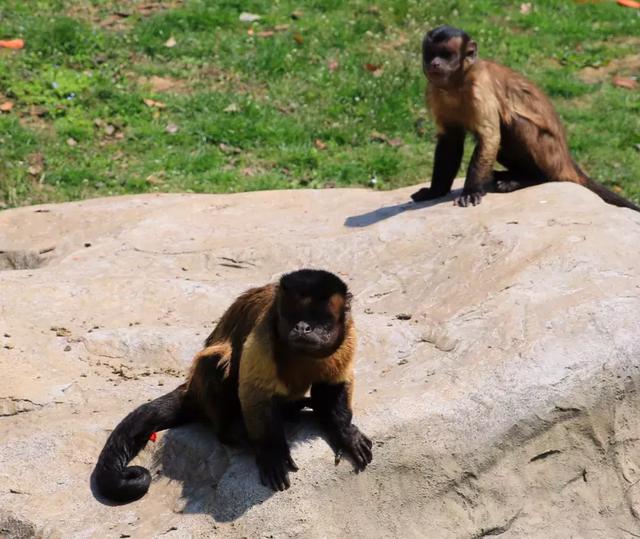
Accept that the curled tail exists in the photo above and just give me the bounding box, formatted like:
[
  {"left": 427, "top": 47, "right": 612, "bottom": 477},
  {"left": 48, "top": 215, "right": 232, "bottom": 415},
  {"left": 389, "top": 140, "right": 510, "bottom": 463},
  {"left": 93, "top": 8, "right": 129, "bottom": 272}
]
[
  {"left": 93, "top": 384, "right": 193, "bottom": 504},
  {"left": 577, "top": 170, "right": 640, "bottom": 212}
]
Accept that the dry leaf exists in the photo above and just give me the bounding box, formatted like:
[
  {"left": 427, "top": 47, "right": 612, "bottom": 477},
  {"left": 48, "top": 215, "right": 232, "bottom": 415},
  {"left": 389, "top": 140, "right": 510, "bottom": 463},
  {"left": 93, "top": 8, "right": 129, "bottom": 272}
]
[
  {"left": 239, "top": 12, "right": 261, "bottom": 22},
  {"left": 66, "top": 138, "right": 78, "bottom": 147},
  {"left": 293, "top": 33, "right": 304, "bottom": 45},
  {"left": 364, "top": 63, "right": 384, "bottom": 76},
  {"left": 367, "top": 5, "right": 381, "bottom": 14},
  {"left": 223, "top": 103, "right": 240, "bottom": 113},
  {"left": 612, "top": 76, "right": 638, "bottom": 90},
  {"left": 247, "top": 28, "right": 254, "bottom": 36},
  {"left": 314, "top": 139, "right": 328, "bottom": 150},
  {"left": 0, "top": 39, "right": 24, "bottom": 49},
  {"left": 274, "top": 24, "right": 290, "bottom": 31},
  {"left": 104, "top": 124, "right": 116, "bottom": 136},
  {"left": 370, "top": 131, "right": 388, "bottom": 143},
  {"left": 218, "top": 143, "right": 242, "bottom": 154},
  {"left": 328, "top": 59, "right": 339, "bottom": 72},
  {"left": 27, "top": 152, "right": 44, "bottom": 177},
  {"left": 388, "top": 138, "right": 403, "bottom": 147},
  {"left": 164, "top": 36, "right": 177, "bottom": 48},
  {"left": 165, "top": 123, "right": 179, "bottom": 134},
  {"left": 257, "top": 30, "right": 275, "bottom": 38},
  {"left": 520, "top": 3, "right": 532, "bottom": 14},
  {"left": 0, "top": 101, "right": 14, "bottom": 112},
  {"left": 143, "top": 98, "right": 166, "bottom": 109},
  {"left": 146, "top": 173, "right": 164, "bottom": 185},
  {"left": 291, "top": 10, "right": 303, "bottom": 19}
]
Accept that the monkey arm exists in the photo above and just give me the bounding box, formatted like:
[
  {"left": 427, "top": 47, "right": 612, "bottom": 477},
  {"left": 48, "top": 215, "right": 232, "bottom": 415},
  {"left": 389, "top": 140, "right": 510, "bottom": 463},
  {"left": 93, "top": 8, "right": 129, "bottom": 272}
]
[
  {"left": 457, "top": 112, "right": 501, "bottom": 207},
  {"left": 411, "top": 126, "right": 465, "bottom": 202},
  {"left": 310, "top": 382, "right": 373, "bottom": 471}
]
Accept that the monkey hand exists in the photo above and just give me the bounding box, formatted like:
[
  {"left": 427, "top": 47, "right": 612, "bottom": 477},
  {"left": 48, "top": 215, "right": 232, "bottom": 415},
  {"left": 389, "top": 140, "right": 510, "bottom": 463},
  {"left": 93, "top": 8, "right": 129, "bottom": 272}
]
[
  {"left": 256, "top": 445, "right": 299, "bottom": 491},
  {"left": 454, "top": 190, "right": 484, "bottom": 207},
  {"left": 338, "top": 425, "right": 373, "bottom": 472},
  {"left": 411, "top": 187, "right": 447, "bottom": 203}
]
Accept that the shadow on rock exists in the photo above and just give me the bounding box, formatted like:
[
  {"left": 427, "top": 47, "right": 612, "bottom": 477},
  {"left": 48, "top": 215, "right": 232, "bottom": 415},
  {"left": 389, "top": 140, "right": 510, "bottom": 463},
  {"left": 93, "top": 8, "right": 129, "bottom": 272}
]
[
  {"left": 343, "top": 189, "right": 459, "bottom": 228},
  {"left": 153, "top": 414, "right": 327, "bottom": 522}
]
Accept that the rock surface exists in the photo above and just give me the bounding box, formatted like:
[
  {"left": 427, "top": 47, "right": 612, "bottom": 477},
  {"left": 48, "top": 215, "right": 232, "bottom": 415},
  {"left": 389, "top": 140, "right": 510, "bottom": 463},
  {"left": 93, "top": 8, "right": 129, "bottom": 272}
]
[{"left": 1, "top": 181, "right": 640, "bottom": 538}]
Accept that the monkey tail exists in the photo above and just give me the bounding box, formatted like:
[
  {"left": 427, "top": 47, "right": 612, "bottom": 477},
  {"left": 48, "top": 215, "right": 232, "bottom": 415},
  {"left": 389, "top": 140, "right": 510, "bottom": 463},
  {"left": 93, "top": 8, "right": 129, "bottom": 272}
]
[
  {"left": 575, "top": 168, "right": 640, "bottom": 212},
  {"left": 93, "top": 384, "right": 193, "bottom": 504}
]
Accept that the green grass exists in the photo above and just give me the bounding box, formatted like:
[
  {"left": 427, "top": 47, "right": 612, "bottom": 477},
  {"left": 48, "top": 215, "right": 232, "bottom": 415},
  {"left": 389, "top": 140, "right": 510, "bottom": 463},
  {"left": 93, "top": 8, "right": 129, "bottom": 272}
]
[{"left": 0, "top": 0, "right": 638, "bottom": 207}]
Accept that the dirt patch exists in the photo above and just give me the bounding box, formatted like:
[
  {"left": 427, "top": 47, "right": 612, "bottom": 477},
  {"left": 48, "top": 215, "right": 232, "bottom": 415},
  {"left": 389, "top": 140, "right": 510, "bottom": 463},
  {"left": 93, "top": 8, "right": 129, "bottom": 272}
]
[
  {"left": 579, "top": 54, "right": 640, "bottom": 84},
  {"left": 65, "top": 0, "right": 184, "bottom": 31}
]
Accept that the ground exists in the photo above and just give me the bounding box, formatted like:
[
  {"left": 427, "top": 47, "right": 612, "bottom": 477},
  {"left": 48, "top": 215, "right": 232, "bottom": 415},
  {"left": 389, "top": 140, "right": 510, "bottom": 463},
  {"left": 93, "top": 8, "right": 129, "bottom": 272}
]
[{"left": 0, "top": 0, "right": 639, "bottom": 208}]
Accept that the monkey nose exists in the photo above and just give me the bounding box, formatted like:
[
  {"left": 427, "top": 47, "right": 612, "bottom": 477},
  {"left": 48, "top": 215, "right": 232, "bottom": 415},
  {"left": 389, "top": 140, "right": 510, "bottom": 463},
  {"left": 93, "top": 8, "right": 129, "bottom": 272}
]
[{"left": 295, "top": 321, "right": 312, "bottom": 334}]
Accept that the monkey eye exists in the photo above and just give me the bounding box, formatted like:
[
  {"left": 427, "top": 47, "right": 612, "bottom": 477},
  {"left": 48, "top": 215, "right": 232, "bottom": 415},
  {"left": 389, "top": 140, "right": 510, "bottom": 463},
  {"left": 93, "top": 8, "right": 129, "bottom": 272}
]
[{"left": 439, "top": 50, "right": 451, "bottom": 60}]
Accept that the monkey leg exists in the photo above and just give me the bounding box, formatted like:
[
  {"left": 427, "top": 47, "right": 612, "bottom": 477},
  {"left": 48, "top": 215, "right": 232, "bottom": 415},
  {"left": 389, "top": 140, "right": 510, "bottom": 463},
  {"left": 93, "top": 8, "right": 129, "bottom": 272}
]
[{"left": 310, "top": 382, "right": 373, "bottom": 471}]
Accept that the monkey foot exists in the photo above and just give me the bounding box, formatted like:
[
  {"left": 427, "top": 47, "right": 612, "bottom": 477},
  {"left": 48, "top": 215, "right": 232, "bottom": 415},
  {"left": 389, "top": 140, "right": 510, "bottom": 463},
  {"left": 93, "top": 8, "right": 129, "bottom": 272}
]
[
  {"left": 454, "top": 191, "right": 484, "bottom": 207},
  {"left": 256, "top": 446, "right": 298, "bottom": 491},
  {"left": 339, "top": 426, "right": 373, "bottom": 472},
  {"left": 411, "top": 187, "right": 447, "bottom": 202},
  {"left": 494, "top": 179, "right": 523, "bottom": 193}
]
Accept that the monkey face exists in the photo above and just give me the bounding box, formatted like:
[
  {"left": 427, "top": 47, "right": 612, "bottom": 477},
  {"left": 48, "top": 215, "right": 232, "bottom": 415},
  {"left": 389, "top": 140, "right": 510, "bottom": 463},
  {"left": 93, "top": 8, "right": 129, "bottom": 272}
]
[
  {"left": 276, "top": 269, "right": 350, "bottom": 358},
  {"left": 277, "top": 294, "right": 345, "bottom": 357},
  {"left": 422, "top": 27, "right": 477, "bottom": 88}
]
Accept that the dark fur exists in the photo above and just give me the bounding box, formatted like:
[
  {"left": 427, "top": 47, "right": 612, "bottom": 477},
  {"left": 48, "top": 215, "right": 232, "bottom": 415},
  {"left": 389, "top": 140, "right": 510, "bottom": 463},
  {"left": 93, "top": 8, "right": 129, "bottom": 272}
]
[
  {"left": 92, "top": 269, "right": 372, "bottom": 503},
  {"left": 411, "top": 25, "right": 640, "bottom": 212}
]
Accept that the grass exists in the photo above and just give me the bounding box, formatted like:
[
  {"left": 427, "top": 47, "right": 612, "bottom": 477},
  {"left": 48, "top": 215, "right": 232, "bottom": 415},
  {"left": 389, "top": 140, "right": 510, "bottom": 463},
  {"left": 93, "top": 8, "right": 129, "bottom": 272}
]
[{"left": 0, "top": 0, "right": 638, "bottom": 208}]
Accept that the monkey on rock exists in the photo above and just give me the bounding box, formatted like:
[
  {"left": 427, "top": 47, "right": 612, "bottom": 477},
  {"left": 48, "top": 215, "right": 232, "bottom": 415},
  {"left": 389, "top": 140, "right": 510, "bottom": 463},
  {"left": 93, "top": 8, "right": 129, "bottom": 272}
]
[
  {"left": 411, "top": 25, "right": 640, "bottom": 212},
  {"left": 93, "top": 269, "right": 372, "bottom": 504}
]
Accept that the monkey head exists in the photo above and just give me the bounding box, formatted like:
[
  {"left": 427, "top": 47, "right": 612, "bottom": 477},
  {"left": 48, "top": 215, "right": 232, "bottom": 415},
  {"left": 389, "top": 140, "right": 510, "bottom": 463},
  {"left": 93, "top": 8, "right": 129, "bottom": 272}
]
[
  {"left": 275, "top": 269, "right": 350, "bottom": 358},
  {"left": 422, "top": 25, "right": 477, "bottom": 88}
]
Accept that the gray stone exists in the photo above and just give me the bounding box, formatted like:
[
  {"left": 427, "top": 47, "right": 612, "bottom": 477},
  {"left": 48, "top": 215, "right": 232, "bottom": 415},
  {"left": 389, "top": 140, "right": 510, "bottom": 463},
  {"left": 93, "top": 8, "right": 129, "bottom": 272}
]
[{"left": 1, "top": 181, "right": 640, "bottom": 538}]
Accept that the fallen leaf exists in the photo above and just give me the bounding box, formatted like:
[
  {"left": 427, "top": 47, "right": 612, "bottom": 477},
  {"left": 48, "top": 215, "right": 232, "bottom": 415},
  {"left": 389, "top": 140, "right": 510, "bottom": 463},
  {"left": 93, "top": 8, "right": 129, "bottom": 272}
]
[
  {"left": 274, "top": 24, "right": 290, "bottom": 31},
  {"left": 247, "top": 28, "right": 254, "bottom": 36},
  {"left": 257, "top": 30, "right": 275, "bottom": 38},
  {"left": 104, "top": 124, "right": 116, "bottom": 136},
  {"left": 0, "top": 101, "right": 14, "bottom": 112},
  {"left": 0, "top": 39, "right": 24, "bottom": 49},
  {"left": 29, "top": 105, "right": 47, "bottom": 117},
  {"left": 164, "top": 36, "right": 177, "bottom": 48},
  {"left": 364, "top": 63, "right": 384, "bottom": 76},
  {"left": 27, "top": 152, "right": 44, "bottom": 177},
  {"left": 239, "top": 12, "right": 261, "bottom": 22},
  {"left": 218, "top": 143, "right": 242, "bottom": 154},
  {"left": 67, "top": 138, "right": 78, "bottom": 147},
  {"left": 635, "top": 143, "right": 640, "bottom": 153},
  {"left": 293, "top": 33, "right": 304, "bottom": 45},
  {"left": 143, "top": 98, "right": 166, "bottom": 109},
  {"left": 370, "top": 131, "right": 388, "bottom": 143},
  {"left": 613, "top": 185, "right": 623, "bottom": 193},
  {"left": 165, "top": 123, "right": 179, "bottom": 134},
  {"left": 314, "top": 139, "right": 327, "bottom": 150},
  {"left": 146, "top": 173, "right": 164, "bottom": 185},
  {"left": 388, "top": 138, "right": 403, "bottom": 147},
  {"left": 223, "top": 103, "right": 240, "bottom": 113},
  {"left": 367, "top": 5, "right": 381, "bottom": 14},
  {"left": 328, "top": 59, "right": 339, "bottom": 72},
  {"left": 291, "top": 10, "right": 303, "bottom": 19},
  {"left": 520, "top": 2, "right": 532, "bottom": 14},
  {"left": 612, "top": 76, "right": 638, "bottom": 90}
]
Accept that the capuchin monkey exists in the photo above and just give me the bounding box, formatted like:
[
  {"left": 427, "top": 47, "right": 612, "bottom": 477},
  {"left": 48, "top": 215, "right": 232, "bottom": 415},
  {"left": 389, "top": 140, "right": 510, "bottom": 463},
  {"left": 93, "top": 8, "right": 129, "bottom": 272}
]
[
  {"left": 93, "top": 269, "right": 372, "bottom": 503},
  {"left": 411, "top": 25, "right": 640, "bottom": 212}
]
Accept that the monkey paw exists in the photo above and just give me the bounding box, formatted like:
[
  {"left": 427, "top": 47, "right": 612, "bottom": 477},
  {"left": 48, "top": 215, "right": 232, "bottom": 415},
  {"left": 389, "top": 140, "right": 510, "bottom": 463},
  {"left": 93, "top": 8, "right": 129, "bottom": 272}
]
[
  {"left": 256, "top": 446, "right": 298, "bottom": 491},
  {"left": 339, "top": 426, "right": 373, "bottom": 472},
  {"left": 494, "top": 179, "right": 522, "bottom": 193},
  {"left": 454, "top": 191, "right": 484, "bottom": 207},
  {"left": 411, "top": 187, "right": 447, "bottom": 203}
]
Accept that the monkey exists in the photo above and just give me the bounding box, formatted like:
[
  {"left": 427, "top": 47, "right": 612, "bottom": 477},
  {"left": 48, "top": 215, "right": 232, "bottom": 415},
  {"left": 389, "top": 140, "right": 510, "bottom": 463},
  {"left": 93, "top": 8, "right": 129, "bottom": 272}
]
[
  {"left": 410, "top": 25, "right": 640, "bottom": 212},
  {"left": 92, "top": 269, "right": 372, "bottom": 504}
]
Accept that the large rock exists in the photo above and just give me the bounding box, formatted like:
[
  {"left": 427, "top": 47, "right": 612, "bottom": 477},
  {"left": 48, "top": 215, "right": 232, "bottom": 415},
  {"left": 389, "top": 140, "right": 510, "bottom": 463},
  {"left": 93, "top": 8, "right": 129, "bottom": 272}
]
[{"left": 1, "top": 181, "right": 640, "bottom": 538}]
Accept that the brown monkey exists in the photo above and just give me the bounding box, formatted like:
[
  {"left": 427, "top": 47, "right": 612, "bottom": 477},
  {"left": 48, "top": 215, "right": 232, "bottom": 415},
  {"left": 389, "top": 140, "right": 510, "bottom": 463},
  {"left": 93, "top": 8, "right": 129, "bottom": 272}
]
[
  {"left": 93, "top": 269, "right": 372, "bottom": 503},
  {"left": 411, "top": 25, "right": 640, "bottom": 212}
]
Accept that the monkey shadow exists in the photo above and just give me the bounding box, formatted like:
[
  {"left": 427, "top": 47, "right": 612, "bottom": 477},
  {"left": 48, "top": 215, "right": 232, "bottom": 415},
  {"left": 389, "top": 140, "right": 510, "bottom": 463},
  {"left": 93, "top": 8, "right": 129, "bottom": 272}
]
[
  {"left": 153, "top": 412, "right": 330, "bottom": 522},
  {"left": 343, "top": 189, "right": 460, "bottom": 228}
]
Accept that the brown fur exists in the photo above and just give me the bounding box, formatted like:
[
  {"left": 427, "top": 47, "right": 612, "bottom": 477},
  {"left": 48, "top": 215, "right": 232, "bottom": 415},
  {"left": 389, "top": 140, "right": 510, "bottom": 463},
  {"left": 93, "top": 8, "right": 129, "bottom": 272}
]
[{"left": 186, "top": 283, "right": 356, "bottom": 442}]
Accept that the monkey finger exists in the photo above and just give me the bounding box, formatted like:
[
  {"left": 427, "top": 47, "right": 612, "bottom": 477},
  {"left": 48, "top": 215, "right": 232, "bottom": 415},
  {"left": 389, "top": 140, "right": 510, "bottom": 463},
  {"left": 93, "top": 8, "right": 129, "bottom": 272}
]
[{"left": 286, "top": 455, "right": 299, "bottom": 472}]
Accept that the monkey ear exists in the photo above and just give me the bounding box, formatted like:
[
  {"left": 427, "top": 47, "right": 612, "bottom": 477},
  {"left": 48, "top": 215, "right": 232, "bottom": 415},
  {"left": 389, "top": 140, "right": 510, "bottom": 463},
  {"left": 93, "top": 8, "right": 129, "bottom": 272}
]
[
  {"left": 466, "top": 40, "right": 478, "bottom": 63},
  {"left": 345, "top": 292, "right": 353, "bottom": 312}
]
